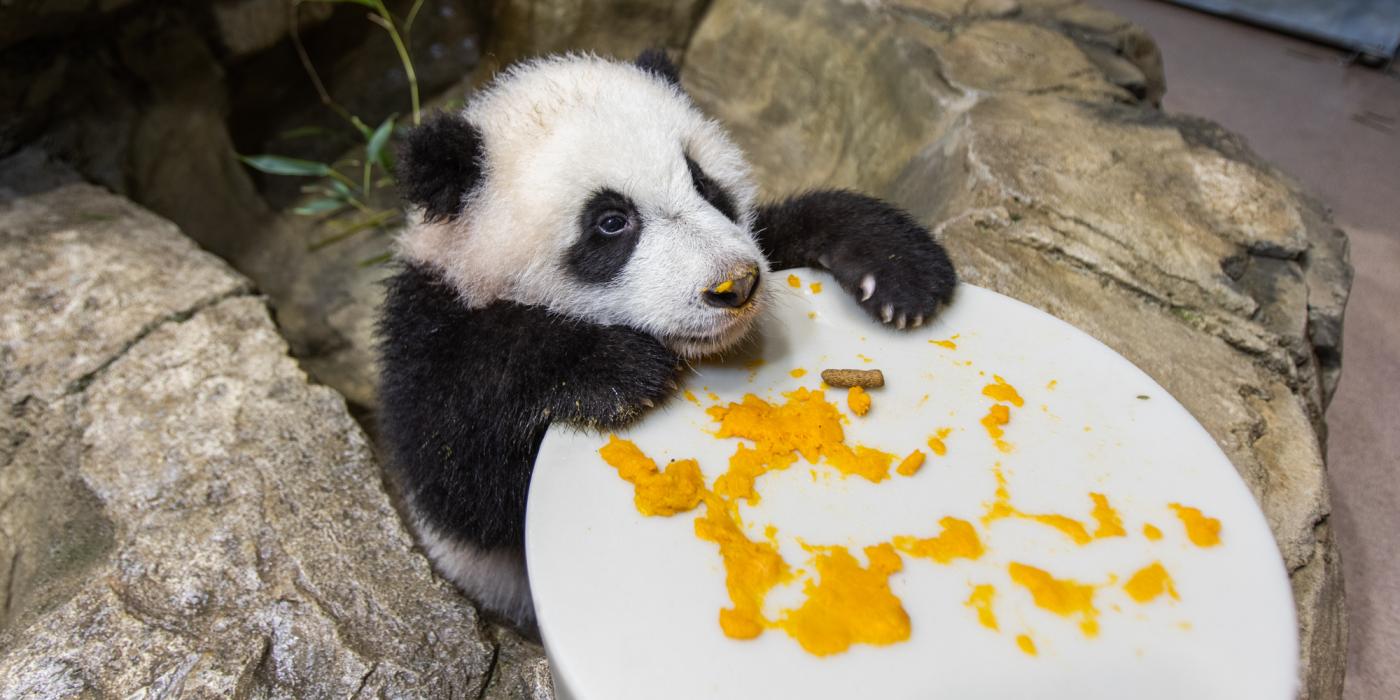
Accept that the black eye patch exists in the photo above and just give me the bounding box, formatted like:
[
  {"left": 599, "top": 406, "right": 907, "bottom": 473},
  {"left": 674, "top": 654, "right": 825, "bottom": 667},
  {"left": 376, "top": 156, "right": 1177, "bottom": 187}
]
[
  {"left": 686, "top": 156, "right": 739, "bottom": 223},
  {"left": 567, "top": 189, "right": 643, "bottom": 285}
]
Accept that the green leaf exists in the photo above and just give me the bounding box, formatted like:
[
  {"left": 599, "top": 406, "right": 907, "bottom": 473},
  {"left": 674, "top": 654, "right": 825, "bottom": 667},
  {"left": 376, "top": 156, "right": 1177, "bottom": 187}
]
[
  {"left": 326, "top": 179, "right": 356, "bottom": 200},
  {"left": 239, "top": 155, "right": 331, "bottom": 177},
  {"left": 366, "top": 115, "right": 397, "bottom": 170},
  {"left": 293, "top": 197, "right": 347, "bottom": 216}
]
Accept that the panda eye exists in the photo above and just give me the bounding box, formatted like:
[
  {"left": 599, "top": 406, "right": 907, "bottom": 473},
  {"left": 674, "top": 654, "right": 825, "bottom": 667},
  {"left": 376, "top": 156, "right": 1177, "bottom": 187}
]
[{"left": 596, "top": 211, "right": 630, "bottom": 235}]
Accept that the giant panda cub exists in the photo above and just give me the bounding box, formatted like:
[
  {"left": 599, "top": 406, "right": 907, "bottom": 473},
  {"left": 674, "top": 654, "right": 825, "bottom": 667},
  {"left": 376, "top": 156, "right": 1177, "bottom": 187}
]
[{"left": 378, "top": 50, "right": 957, "bottom": 628}]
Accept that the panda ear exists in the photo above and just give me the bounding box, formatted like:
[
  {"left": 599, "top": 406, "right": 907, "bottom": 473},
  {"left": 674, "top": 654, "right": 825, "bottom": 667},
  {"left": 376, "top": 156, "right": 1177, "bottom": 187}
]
[
  {"left": 634, "top": 48, "right": 681, "bottom": 87},
  {"left": 398, "top": 111, "right": 484, "bottom": 222}
]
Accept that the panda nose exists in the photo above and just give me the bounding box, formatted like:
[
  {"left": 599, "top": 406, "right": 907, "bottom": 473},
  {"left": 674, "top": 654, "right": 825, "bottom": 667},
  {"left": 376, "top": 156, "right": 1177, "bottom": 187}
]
[{"left": 703, "top": 267, "right": 760, "bottom": 309}]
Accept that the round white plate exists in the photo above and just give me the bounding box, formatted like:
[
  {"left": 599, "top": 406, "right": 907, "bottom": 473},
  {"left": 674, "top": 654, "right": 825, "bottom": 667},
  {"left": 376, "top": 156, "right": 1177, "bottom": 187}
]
[{"left": 526, "top": 269, "right": 1297, "bottom": 700}]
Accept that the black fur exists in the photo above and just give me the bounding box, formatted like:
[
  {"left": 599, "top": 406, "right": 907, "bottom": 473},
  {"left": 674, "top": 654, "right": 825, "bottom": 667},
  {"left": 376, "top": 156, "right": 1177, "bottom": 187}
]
[
  {"left": 567, "top": 189, "right": 643, "bottom": 284},
  {"left": 377, "top": 263, "right": 680, "bottom": 552},
  {"left": 755, "top": 190, "right": 957, "bottom": 323},
  {"left": 398, "top": 111, "right": 485, "bottom": 222},
  {"left": 686, "top": 155, "right": 739, "bottom": 223},
  {"left": 634, "top": 48, "right": 681, "bottom": 86}
]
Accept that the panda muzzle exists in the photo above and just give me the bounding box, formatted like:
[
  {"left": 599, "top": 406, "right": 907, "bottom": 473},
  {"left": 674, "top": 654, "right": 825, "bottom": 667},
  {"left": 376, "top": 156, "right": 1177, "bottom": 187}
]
[{"left": 702, "top": 266, "right": 760, "bottom": 309}]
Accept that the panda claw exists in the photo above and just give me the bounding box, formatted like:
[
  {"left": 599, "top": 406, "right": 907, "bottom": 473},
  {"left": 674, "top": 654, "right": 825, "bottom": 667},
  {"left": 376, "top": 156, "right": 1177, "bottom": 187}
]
[
  {"left": 913, "top": 314, "right": 925, "bottom": 328},
  {"left": 641, "top": 398, "right": 655, "bottom": 408},
  {"left": 896, "top": 313, "right": 907, "bottom": 330},
  {"left": 818, "top": 255, "right": 832, "bottom": 269},
  {"left": 860, "top": 274, "right": 876, "bottom": 302},
  {"left": 881, "top": 304, "right": 893, "bottom": 323}
]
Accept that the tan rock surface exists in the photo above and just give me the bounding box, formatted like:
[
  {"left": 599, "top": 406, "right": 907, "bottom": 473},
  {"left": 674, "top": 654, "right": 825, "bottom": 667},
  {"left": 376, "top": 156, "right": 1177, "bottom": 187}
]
[{"left": 0, "top": 181, "right": 549, "bottom": 698}]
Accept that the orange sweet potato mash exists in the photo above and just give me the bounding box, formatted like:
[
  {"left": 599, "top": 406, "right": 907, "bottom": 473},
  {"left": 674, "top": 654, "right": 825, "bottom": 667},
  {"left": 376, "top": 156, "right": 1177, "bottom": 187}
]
[
  {"left": 1169, "top": 503, "right": 1222, "bottom": 547},
  {"left": 894, "top": 516, "right": 984, "bottom": 564},
  {"left": 777, "top": 543, "right": 910, "bottom": 656},
  {"left": 1009, "top": 562, "right": 1100, "bottom": 637},
  {"left": 592, "top": 366, "right": 1222, "bottom": 659},
  {"left": 895, "top": 450, "right": 926, "bottom": 477},
  {"left": 1124, "top": 562, "right": 1179, "bottom": 603},
  {"left": 598, "top": 435, "right": 705, "bottom": 516},
  {"left": 708, "top": 389, "right": 894, "bottom": 482},
  {"left": 846, "top": 386, "right": 871, "bottom": 416}
]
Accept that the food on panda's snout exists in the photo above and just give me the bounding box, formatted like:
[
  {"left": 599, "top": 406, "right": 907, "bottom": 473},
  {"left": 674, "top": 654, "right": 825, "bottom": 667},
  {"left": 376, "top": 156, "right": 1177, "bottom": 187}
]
[{"left": 819, "top": 368, "right": 884, "bottom": 388}]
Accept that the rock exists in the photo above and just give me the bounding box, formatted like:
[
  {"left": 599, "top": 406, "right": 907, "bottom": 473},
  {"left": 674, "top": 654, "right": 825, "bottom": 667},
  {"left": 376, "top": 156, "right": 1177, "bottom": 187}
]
[
  {"left": 0, "top": 180, "right": 548, "bottom": 697},
  {"left": 211, "top": 0, "right": 333, "bottom": 59},
  {"left": 683, "top": 1, "right": 1348, "bottom": 696},
  {"left": 480, "top": 0, "right": 709, "bottom": 69}
]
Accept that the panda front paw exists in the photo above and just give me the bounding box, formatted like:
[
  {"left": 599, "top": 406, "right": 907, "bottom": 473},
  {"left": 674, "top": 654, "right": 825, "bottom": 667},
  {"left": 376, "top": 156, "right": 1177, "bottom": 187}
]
[
  {"left": 820, "top": 212, "right": 957, "bottom": 329},
  {"left": 560, "top": 324, "right": 681, "bottom": 429}
]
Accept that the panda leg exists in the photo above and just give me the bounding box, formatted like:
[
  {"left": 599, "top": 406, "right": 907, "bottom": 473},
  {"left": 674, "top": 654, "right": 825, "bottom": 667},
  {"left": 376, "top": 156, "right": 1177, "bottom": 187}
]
[
  {"left": 414, "top": 516, "right": 536, "bottom": 629},
  {"left": 754, "top": 190, "right": 957, "bottom": 326}
]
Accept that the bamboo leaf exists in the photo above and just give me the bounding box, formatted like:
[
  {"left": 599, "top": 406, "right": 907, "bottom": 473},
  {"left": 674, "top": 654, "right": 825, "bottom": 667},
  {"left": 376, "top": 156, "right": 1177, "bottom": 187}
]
[
  {"left": 328, "top": 179, "right": 355, "bottom": 200},
  {"left": 366, "top": 115, "right": 397, "bottom": 170},
  {"left": 293, "top": 198, "right": 347, "bottom": 216},
  {"left": 239, "top": 155, "right": 331, "bottom": 177}
]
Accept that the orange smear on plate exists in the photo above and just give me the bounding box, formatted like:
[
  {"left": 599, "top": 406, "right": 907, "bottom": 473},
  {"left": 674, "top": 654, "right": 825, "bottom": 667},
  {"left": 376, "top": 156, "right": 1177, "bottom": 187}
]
[
  {"left": 1024, "top": 514, "right": 1092, "bottom": 545},
  {"left": 1016, "top": 634, "right": 1038, "bottom": 656},
  {"left": 980, "top": 404, "right": 1013, "bottom": 453},
  {"left": 893, "top": 517, "right": 984, "bottom": 563},
  {"left": 1169, "top": 503, "right": 1222, "bottom": 547},
  {"left": 1143, "top": 523, "right": 1163, "bottom": 541},
  {"left": 810, "top": 282, "right": 823, "bottom": 293},
  {"left": 927, "top": 427, "right": 951, "bottom": 456},
  {"left": 708, "top": 389, "right": 892, "bottom": 482},
  {"left": 982, "top": 375, "right": 1025, "bottom": 407},
  {"left": 1009, "top": 562, "right": 1100, "bottom": 637},
  {"left": 967, "top": 584, "right": 999, "bottom": 630},
  {"left": 823, "top": 443, "right": 896, "bottom": 482},
  {"left": 694, "top": 493, "right": 790, "bottom": 639},
  {"left": 789, "top": 368, "right": 807, "bottom": 378},
  {"left": 895, "top": 450, "right": 925, "bottom": 477},
  {"left": 777, "top": 543, "right": 910, "bottom": 656},
  {"left": 712, "top": 444, "right": 797, "bottom": 504},
  {"left": 1090, "top": 493, "right": 1127, "bottom": 538},
  {"left": 598, "top": 435, "right": 705, "bottom": 516},
  {"left": 787, "top": 273, "right": 801, "bottom": 288},
  {"left": 983, "top": 465, "right": 1096, "bottom": 546},
  {"left": 1124, "top": 562, "right": 1179, "bottom": 603}
]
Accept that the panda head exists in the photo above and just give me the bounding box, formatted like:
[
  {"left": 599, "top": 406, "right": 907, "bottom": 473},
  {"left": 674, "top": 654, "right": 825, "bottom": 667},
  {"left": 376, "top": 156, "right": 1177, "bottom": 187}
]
[{"left": 396, "top": 51, "right": 767, "bottom": 359}]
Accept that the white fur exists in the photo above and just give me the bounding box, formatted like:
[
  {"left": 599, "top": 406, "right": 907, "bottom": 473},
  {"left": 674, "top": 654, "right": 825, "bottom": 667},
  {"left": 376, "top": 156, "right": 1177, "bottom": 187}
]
[
  {"left": 398, "top": 54, "right": 768, "bottom": 358},
  {"left": 415, "top": 517, "right": 536, "bottom": 627}
]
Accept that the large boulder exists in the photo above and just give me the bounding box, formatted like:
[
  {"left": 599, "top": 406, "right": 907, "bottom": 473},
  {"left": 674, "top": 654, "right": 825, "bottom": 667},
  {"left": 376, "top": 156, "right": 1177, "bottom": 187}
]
[
  {"left": 681, "top": 1, "right": 1347, "bottom": 696},
  {"left": 0, "top": 164, "right": 550, "bottom": 698}
]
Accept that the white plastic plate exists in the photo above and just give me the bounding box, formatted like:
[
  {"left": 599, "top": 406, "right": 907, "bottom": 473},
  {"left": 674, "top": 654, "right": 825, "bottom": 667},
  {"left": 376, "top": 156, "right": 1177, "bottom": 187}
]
[{"left": 526, "top": 269, "right": 1297, "bottom": 700}]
